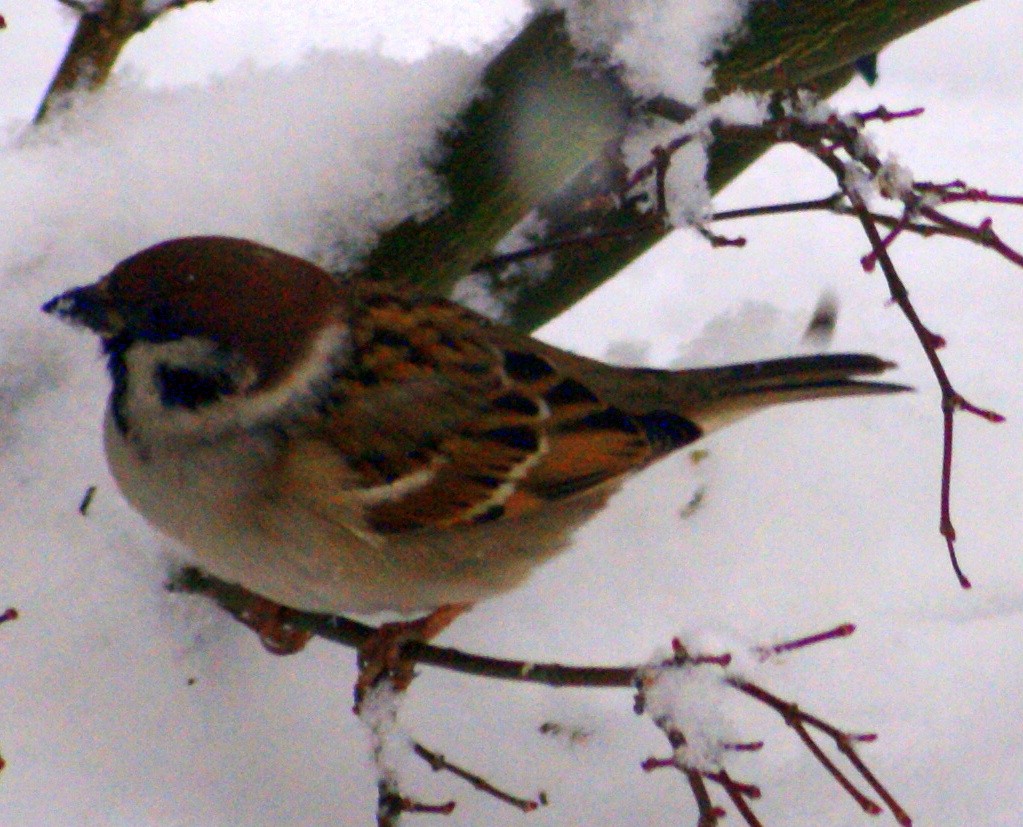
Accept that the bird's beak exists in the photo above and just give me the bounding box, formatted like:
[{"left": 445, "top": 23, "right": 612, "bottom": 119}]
[{"left": 41, "top": 281, "right": 125, "bottom": 337}]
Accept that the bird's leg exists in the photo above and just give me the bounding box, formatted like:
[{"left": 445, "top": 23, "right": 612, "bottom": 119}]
[{"left": 355, "top": 602, "right": 472, "bottom": 708}]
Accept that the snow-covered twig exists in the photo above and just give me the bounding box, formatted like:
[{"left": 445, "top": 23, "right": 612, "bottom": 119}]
[
  {"left": 636, "top": 629, "right": 911, "bottom": 827},
  {"left": 176, "top": 570, "right": 904, "bottom": 826}
]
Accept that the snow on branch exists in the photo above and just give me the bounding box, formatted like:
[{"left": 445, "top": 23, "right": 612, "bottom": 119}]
[{"left": 175, "top": 569, "right": 910, "bottom": 826}]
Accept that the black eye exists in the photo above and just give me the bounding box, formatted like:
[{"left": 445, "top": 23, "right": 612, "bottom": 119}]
[{"left": 155, "top": 364, "right": 236, "bottom": 409}]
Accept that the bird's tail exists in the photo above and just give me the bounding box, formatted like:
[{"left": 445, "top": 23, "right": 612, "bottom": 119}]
[{"left": 669, "top": 353, "right": 910, "bottom": 434}]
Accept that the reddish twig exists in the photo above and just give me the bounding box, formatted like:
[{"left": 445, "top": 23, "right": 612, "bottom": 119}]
[
  {"left": 695, "top": 223, "right": 746, "bottom": 247},
  {"left": 377, "top": 777, "right": 456, "bottom": 827},
  {"left": 712, "top": 191, "right": 1023, "bottom": 267},
  {"left": 636, "top": 625, "right": 908, "bottom": 826},
  {"left": 715, "top": 768, "right": 765, "bottom": 827},
  {"left": 844, "top": 185, "right": 1002, "bottom": 587},
  {"left": 413, "top": 742, "right": 543, "bottom": 813},
  {"left": 695, "top": 105, "right": 1015, "bottom": 586},
  {"left": 918, "top": 205, "right": 1023, "bottom": 268},
  {"left": 729, "top": 677, "right": 909, "bottom": 825},
  {"left": 755, "top": 622, "right": 855, "bottom": 660},
  {"left": 685, "top": 770, "right": 725, "bottom": 827},
  {"left": 854, "top": 105, "right": 926, "bottom": 123}
]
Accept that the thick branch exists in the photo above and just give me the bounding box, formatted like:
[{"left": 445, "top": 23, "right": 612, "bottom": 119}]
[
  {"left": 408, "top": 2, "right": 977, "bottom": 331},
  {"left": 713, "top": 0, "right": 977, "bottom": 93},
  {"left": 36, "top": 1, "right": 980, "bottom": 327},
  {"left": 36, "top": 0, "right": 213, "bottom": 123},
  {"left": 348, "top": 12, "right": 629, "bottom": 295}
]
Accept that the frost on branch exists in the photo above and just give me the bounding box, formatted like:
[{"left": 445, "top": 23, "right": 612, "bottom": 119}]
[
  {"left": 542, "top": 0, "right": 750, "bottom": 103},
  {"left": 635, "top": 629, "right": 911, "bottom": 827}
]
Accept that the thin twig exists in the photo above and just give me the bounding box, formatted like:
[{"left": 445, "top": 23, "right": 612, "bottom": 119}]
[
  {"left": 686, "top": 771, "right": 724, "bottom": 827},
  {"left": 694, "top": 107, "right": 1013, "bottom": 586},
  {"left": 634, "top": 626, "right": 908, "bottom": 826},
  {"left": 472, "top": 213, "right": 663, "bottom": 272},
  {"left": 413, "top": 742, "right": 542, "bottom": 812},
  {"left": 177, "top": 572, "right": 907, "bottom": 825}
]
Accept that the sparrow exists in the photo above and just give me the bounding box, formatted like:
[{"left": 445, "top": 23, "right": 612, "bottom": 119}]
[{"left": 43, "top": 236, "right": 906, "bottom": 670}]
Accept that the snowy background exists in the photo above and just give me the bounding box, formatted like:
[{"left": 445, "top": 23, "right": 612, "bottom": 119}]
[{"left": 1, "top": 1, "right": 1022, "bottom": 825}]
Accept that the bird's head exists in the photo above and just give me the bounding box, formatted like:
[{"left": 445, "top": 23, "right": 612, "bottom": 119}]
[{"left": 43, "top": 236, "right": 351, "bottom": 440}]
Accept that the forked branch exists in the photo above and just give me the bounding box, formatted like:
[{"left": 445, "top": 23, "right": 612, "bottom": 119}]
[{"left": 175, "top": 570, "right": 908, "bottom": 826}]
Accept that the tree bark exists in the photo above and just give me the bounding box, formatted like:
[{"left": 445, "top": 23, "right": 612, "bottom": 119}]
[
  {"left": 354, "top": 2, "right": 977, "bottom": 331},
  {"left": 38, "top": 1, "right": 979, "bottom": 329}
]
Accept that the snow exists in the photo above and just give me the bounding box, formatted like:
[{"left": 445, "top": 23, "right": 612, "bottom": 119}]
[
  {"left": 2, "top": 44, "right": 482, "bottom": 278},
  {"left": 542, "top": 0, "right": 749, "bottom": 104},
  {"left": 1, "top": 1, "right": 1022, "bottom": 826}
]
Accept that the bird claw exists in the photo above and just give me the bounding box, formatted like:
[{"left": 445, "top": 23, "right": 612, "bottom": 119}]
[{"left": 353, "top": 603, "right": 471, "bottom": 711}]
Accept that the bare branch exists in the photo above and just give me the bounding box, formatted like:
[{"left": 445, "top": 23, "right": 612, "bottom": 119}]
[
  {"left": 36, "top": 0, "right": 214, "bottom": 123},
  {"left": 413, "top": 742, "right": 543, "bottom": 813},
  {"left": 638, "top": 630, "right": 910, "bottom": 826},
  {"left": 636, "top": 105, "right": 1015, "bottom": 586}
]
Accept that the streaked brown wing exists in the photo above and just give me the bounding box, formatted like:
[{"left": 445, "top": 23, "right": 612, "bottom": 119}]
[{"left": 290, "top": 283, "right": 701, "bottom": 535}]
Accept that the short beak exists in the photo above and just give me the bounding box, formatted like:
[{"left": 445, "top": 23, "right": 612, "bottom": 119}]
[{"left": 42, "top": 282, "right": 124, "bottom": 336}]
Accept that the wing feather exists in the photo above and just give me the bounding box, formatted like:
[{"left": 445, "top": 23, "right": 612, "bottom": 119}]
[{"left": 289, "top": 283, "right": 672, "bottom": 534}]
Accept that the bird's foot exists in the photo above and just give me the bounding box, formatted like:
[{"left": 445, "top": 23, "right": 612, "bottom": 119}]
[{"left": 354, "top": 602, "right": 471, "bottom": 710}]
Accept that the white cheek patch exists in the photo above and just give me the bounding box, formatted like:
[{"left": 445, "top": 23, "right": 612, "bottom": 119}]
[
  {"left": 121, "top": 337, "right": 251, "bottom": 438},
  {"left": 232, "top": 323, "right": 352, "bottom": 427},
  {"left": 118, "top": 324, "right": 351, "bottom": 441}
]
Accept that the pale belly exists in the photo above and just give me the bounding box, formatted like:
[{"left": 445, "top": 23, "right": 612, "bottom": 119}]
[{"left": 102, "top": 408, "right": 605, "bottom": 615}]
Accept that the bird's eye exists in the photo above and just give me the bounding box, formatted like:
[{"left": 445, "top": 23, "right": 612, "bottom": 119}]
[{"left": 155, "top": 364, "right": 236, "bottom": 410}]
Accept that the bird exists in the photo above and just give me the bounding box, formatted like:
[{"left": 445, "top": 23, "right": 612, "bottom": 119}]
[{"left": 43, "top": 235, "right": 906, "bottom": 691}]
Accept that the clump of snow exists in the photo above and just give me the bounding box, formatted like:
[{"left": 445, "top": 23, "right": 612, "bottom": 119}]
[
  {"left": 876, "top": 154, "right": 916, "bottom": 200},
  {"left": 449, "top": 273, "right": 511, "bottom": 320},
  {"left": 1, "top": 44, "right": 483, "bottom": 282},
  {"left": 357, "top": 681, "right": 417, "bottom": 792},
  {"left": 619, "top": 92, "right": 770, "bottom": 229},
  {"left": 637, "top": 652, "right": 733, "bottom": 772},
  {"left": 712, "top": 90, "right": 771, "bottom": 126},
  {"left": 532, "top": 0, "right": 756, "bottom": 223},
  {"left": 541, "top": 0, "right": 750, "bottom": 104}
]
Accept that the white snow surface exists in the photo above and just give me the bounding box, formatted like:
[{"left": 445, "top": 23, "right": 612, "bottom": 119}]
[
  {"left": 541, "top": 0, "right": 749, "bottom": 103},
  {"left": 1, "top": 2, "right": 1022, "bottom": 826}
]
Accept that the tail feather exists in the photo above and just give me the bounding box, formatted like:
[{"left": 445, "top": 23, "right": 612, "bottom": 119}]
[{"left": 668, "top": 353, "right": 910, "bottom": 434}]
